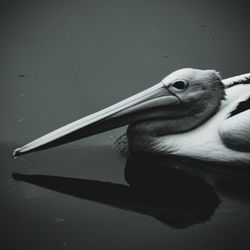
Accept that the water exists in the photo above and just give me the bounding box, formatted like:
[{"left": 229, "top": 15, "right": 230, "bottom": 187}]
[{"left": 1, "top": 1, "right": 250, "bottom": 249}]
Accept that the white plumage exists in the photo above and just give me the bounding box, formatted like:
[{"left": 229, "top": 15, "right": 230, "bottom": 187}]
[{"left": 156, "top": 83, "right": 250, "bottom": 165}]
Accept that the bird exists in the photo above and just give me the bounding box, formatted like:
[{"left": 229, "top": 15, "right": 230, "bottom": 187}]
[{"left": 13, "top": 68, "right": 250, "bottom": 166}]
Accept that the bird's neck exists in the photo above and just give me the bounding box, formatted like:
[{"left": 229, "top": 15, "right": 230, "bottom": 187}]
[{"left": 127, "top": 97, "right": 221, "bottom": 153}]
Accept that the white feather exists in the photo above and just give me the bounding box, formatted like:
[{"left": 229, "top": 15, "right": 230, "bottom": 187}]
[{"left": 157, "top": 84, "right": 250, "bottom": 165}]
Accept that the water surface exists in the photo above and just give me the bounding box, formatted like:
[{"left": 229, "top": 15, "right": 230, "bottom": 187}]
[{"left": 1, "top": 1, "right": 250, "bottom": 249}]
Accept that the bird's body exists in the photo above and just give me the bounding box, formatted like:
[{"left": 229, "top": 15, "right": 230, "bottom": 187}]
[
  {"left": 14, "top": 68, "right": 250, "bottom": 168},
  {"left": 149, "top": 84, "right": 250, "bottom": 165}
]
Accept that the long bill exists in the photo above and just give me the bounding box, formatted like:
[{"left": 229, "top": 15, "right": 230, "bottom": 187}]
[{"left": 13, "top": 82, "right": 179, "bottom": 157}]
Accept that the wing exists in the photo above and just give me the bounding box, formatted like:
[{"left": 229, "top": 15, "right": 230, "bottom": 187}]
[{"left": 219, "top": 93, "right": 250, "bottom": 152}]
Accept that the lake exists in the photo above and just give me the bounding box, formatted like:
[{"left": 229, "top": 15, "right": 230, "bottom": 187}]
[{"left": 1, "top": 1, "right": 250, "bottom": 249}]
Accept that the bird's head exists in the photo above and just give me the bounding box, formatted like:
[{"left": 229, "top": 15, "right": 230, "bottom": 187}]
[
  {"left": 14, "top": 68, "right": 226, "bottom": 156},
  {"left": 162, "top": 68, "right": 225, "bottom": 112}
]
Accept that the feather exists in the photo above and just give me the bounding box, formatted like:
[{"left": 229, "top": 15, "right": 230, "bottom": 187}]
[
  {"left": 226, "top": 76, "right": 250, "bottom": 88},
  {"left": 228, "top": 95, "right": 250, "bottom": 118}
]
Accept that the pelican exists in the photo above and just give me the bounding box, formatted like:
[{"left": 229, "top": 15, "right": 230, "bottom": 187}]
[{"left": 13, "top": 68, "right": 250, "bottom": 166}]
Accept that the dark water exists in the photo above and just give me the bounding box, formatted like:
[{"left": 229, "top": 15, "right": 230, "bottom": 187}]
[{"left": 1, "top": 1, "right": 250, "bottom": 249}]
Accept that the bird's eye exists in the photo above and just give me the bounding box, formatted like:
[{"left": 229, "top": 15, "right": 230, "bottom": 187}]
[{"left": 171, "top": 80, "right": 188, "bottom": 91}]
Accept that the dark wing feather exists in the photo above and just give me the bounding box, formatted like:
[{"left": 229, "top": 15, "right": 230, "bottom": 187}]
[{"left": 228, "top": 95, "right": 250, "bottom": 118}]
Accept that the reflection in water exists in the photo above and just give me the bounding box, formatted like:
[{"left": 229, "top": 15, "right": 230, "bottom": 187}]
[
  {"left": 215, "top": 178, "right": 250, "bottom": 206},
  {"left": 126, "top": 152, "right": 250, "bottom": 181},
  {"left": 13, "top": 157, "right": 221, "bottom": 229}
]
